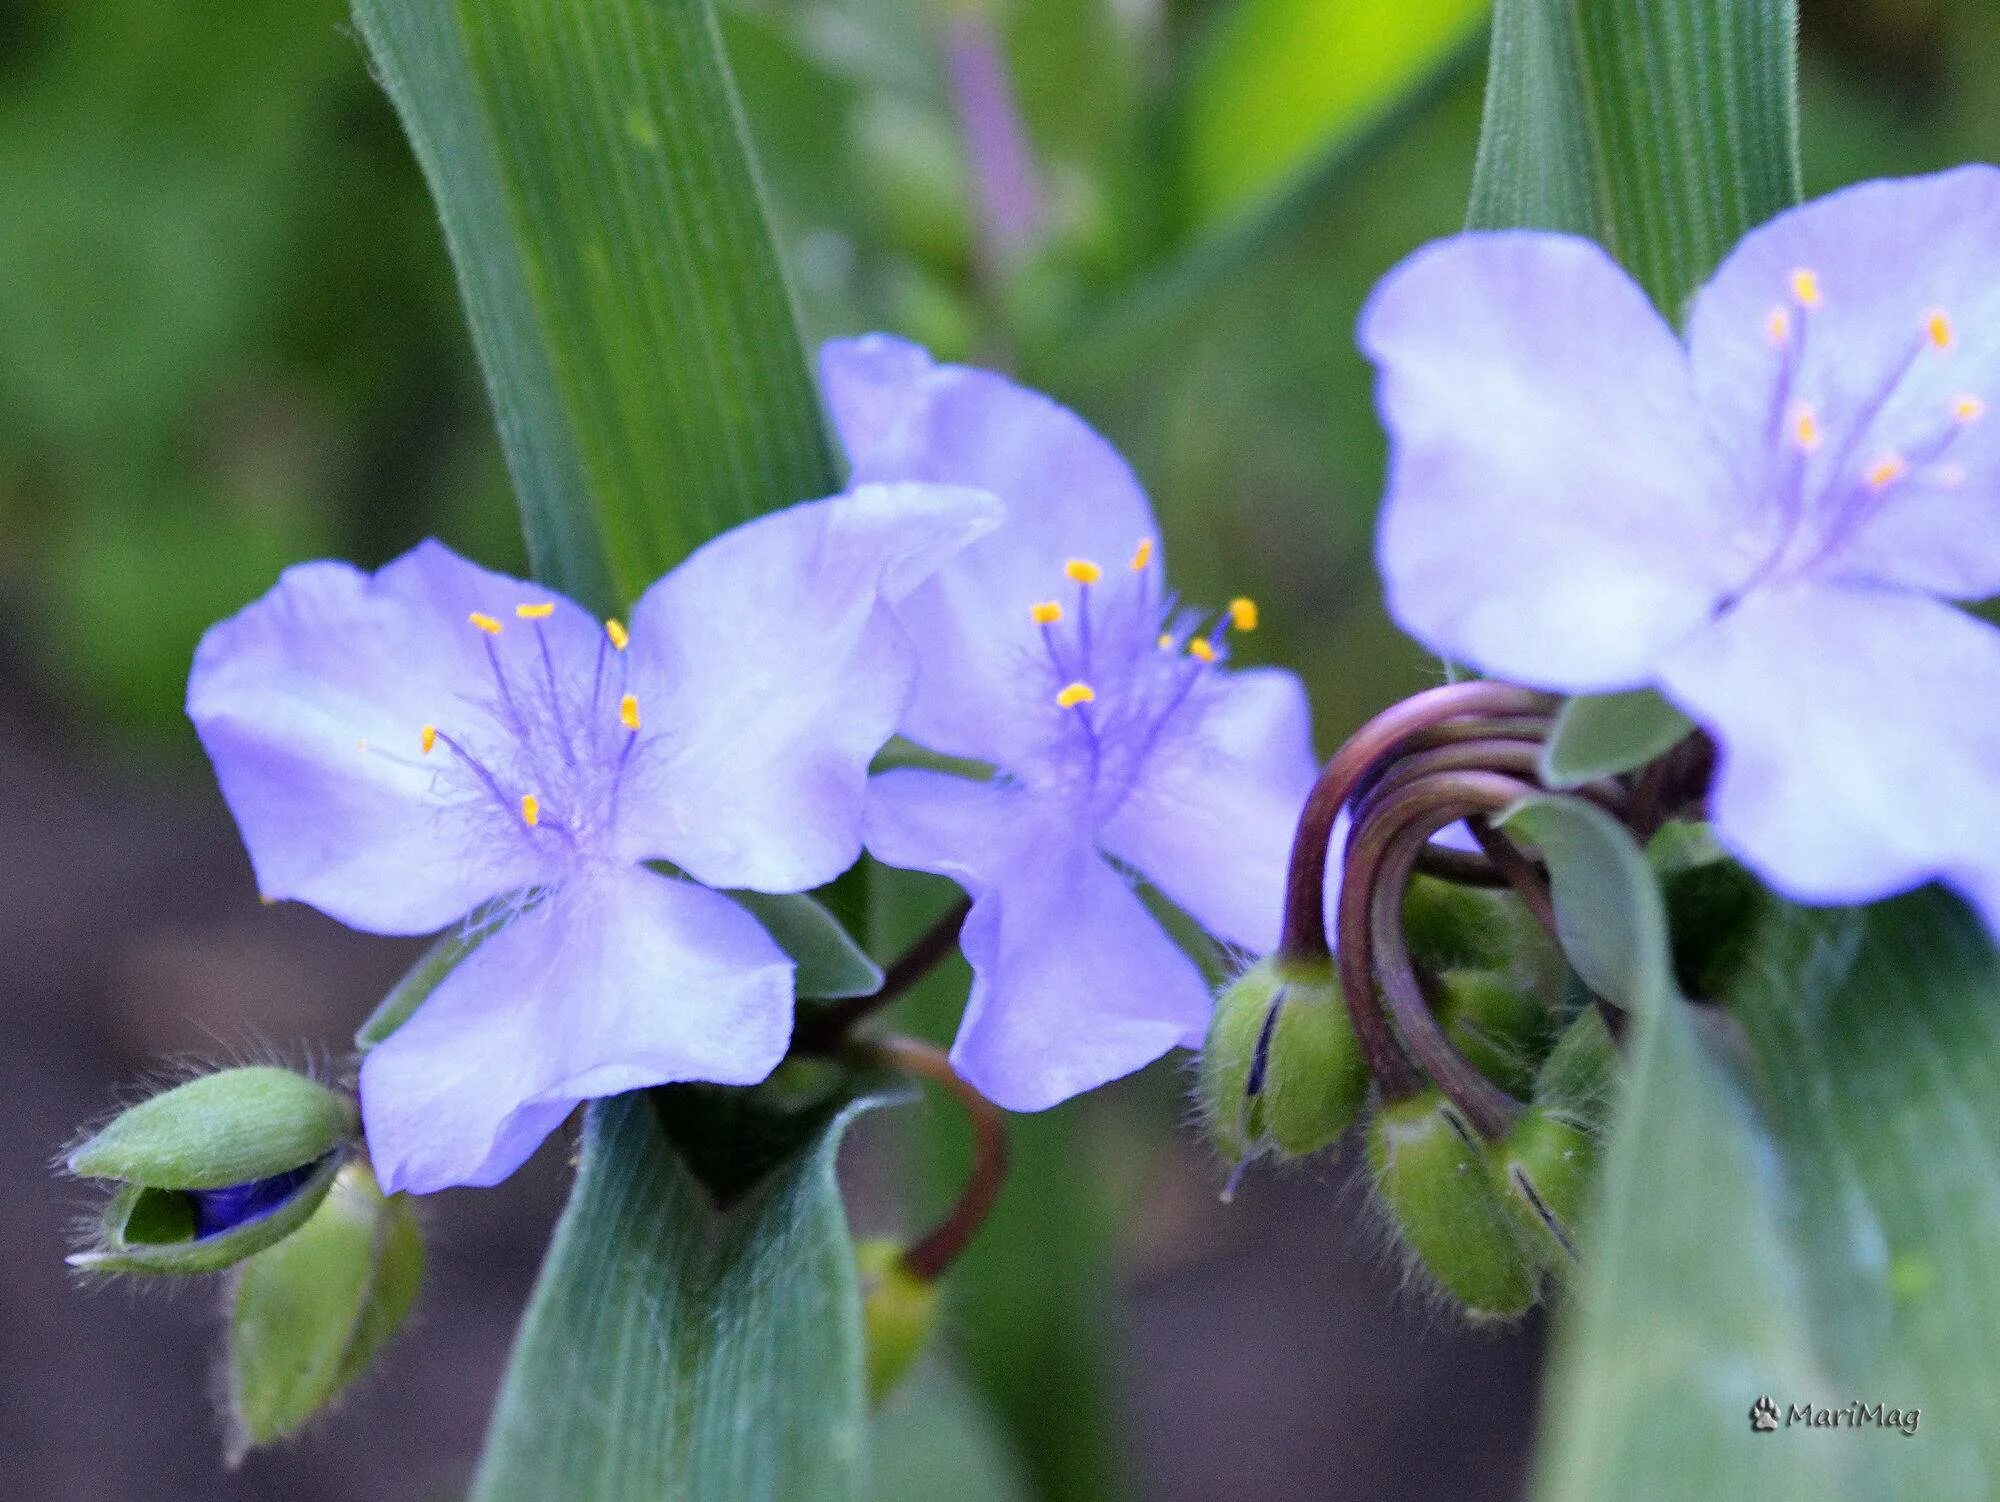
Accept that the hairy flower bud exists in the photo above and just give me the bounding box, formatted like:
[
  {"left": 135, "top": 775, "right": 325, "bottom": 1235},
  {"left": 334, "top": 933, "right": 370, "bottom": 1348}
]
[
  {"left": 226, "top": 1159, "right": 423, "bottom": 1462},
  {"left": 1199, "top": 957, "right": 1368, "bottom": 1167},
  {"left": 1367, "top": 1091, "right": 1539, "bottom": 1321},
  {"left": 855, "top": 1239, "right": 941, "bottom": 1405},
  {"left": 1490, "top": 1108, "right": 1596, "bottom": 1270},
  {"left": 65, "top": 1067, "right": 358, "bottom": 1276},
  {"left": 1435, "top": 968, "right": 1554, "bottom": 1100},
  {"left": 68, "top": 1066, "right": 357, "bottom": 1189}
]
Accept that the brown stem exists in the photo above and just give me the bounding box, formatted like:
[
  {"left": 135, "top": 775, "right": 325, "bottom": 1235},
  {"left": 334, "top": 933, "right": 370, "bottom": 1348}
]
[
  {"left": 876, "top": 1037, "right": 1009, "bottom": 1283},
  {"left": 1466, "top": 815, "right": 1559, "bottom": 941},
  {"left": 1369, "top": 794, "right": 1531, "bottom": 1139},
  {"left": 792, "top": 898, "right": 972, "bottom": 1055},
  {"left": 1279, "top": 683, "right": 1557, "bottom": 962}
]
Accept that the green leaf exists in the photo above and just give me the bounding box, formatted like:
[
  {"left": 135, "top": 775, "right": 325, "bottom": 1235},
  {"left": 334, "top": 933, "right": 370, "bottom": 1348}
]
[
  {"left": 351, "top": 0, "right": 837, "bottom": 612},
  {"left": 870, "top": 1358, "right": 1036, "bottom": 1502},
  {"left": 1538, "top": 889, "right": 2000, "bottom": 1499},
  {"left": 730, "top": 891, "right": 884, "bottom": 1001},
  {"left": 471, "top": 1084, "right": 897, "bottom": 1502},
  {"left": 1533, "top": 983, "right": 1837, "bottom": 1500},
  {"left": 356, "top": 903, "right": 517, "bottom": 1051},
  {"left": 1496, "top": 793, "right": 1673, "bottom": 1016},
  {"left": 1467, "top": 0, "right": 1802, "bottom": 314},
  {"left": 1181, "top": 0, "right": 1488, "bottom": 231},
  {"left": 68, "top": 1067, "right": 356, "bottom": 1189},
  {"left": 1539, "top": 690, "right": 1694, "bottom": 790},
  {"left": 226, "top": 1161, "right": 423, "bottom": 1461}
]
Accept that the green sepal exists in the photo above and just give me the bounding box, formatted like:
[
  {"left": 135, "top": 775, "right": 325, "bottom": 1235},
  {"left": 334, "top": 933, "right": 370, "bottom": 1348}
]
[
  {"left": 71, "top": 1152, "right": 344, "bottom": 1276},
  {"left": 1368, "top": 1091, "right": 1539, "bottom": 1321},
  {"left": 1491, "top": 1108, "right": 1597, "bottom": 1271},
  {"left": 855, "top": 1240, "right": 941, "bottom": 1407},
  {"left": 226, "top": 1160, "right": 423, "bottom": 1462},
  {"left": 68, "top": 1067, "right": 357, "bottom": 1189},
  {"left": 1534, "top": 1007, "right": 1622, "bottom": 1137},
  {"left": 1435, "top": 968, "right": 1553, "bottom": 1101},
  {"left": 730, "top": 890, "right": 885, "bottom": 1001},
  {"left": 1199, "top": 956, "right": 1368, "bottom": 1164},
  {"left": 1538, "top": 690, "right": 1694, "bottom": 790}
]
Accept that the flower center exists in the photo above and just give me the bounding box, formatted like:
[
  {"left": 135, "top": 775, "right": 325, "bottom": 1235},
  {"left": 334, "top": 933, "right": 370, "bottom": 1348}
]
[
  {"left": 1751, "top": 264, "right": 1985, "bottom": 585},
  {"left": 1022, "top": 538, "right": 1257, "bottom": 810},
  {"left": 404, "top": 605, "right": 647, "bottom": 864}
]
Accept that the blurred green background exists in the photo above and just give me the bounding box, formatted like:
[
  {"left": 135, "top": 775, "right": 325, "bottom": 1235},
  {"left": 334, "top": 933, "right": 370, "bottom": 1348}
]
[{"left": 2, "top": 0, "right": 1994, "bottom": 1498}]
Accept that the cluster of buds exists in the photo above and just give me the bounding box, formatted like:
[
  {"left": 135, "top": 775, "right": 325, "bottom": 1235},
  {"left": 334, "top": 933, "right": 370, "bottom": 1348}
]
[
  {"left": 65, "top": 1065, "right": 420, "bottom": 1456},
  {"left": 1200, "top": 682, "right": 1717, "bottom": 1319}
]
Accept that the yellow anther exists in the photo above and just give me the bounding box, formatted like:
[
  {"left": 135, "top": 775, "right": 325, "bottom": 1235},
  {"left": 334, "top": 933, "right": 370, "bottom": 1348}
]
[
  {"left": 1030, "top": 600, "right": 1064, "bottom": 626},
  {"left": 420, "top": 724, "right": 438, "bottom": 755},
  {"left": 1228, "top": 597, "right": 1259, "bottom": 632},
  {"left": 515, "top": 602, "right": 556, "bottom": 620},
  {"left": 1129, "top": 538, "right": 1154, "bottom": 571},
  {"left": 1055, "top": 682, "right": 1097, "bottom": 709},
  {"left": 1188, "top": 637, "right": 1217, "bottom": 663},
  {"left": 1791, "top": 403, "right": 1823, "bottom": 453},
  {"left": 1954, "top": 393, "right": 1987, "bottom": 425},
  {"left": 469, "top": 612, "right": 504, "bottom": 636},
  {"left": 1764, "top": 306, "right": 1792, "bottom": 345},
  {"left": 619, "top": 693, "right": 641, "bottom": 732},
  {"left": 1791, "top": 267, "right": 1822, "bottom": 308},
  {"left": 605, "top": 618, "right": 630, "bottom": 651},
  {"left": 1156, "top": 633, "right": 1175, "bottom": 651},
  {"left": 1865, "top": 454, "right": 1908, "bottom": 491},
  {"left": 1064, "top": 558, "right": 1103, "bottom": 585},
  {"left": 1928, "top": 309, "right": 1956, "bottom": 350},
  {"left": 521, "top": 794, "right": 541, "bottom": 828}
]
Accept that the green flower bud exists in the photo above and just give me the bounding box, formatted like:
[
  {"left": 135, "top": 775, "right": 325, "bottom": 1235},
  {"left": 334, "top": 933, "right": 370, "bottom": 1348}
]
[
  {"left": 1490, "top": 1109, "right": 1597, "bottom": 1270},
  {"left": 1402, "top": 875, "right": 1515, "bottom": 972},
  {"left": 70, "top": 1152, "right": 344, "bottom": 1276},
  {"left": 1198, "top": 957, "right": 1368, "bottom": 1167},
  {"left": 1534, "top": 1007, "right": 1622, "bottom": 1135},
  {"left": 68, "top": 1066, "right": 358, "bottom": 1189},
  {"left": 226, "top": 1160, "right": 423, "bottom": 1462},
  {"left": 1367, "top": 1091, "right": 1539, "bottom": 1321},
  {"left": 1435, "top": 968, "right": 1554, "bottom": 1100},
  {"left": 856, "top": 1240, "right": 941, "bottom": 1405}
]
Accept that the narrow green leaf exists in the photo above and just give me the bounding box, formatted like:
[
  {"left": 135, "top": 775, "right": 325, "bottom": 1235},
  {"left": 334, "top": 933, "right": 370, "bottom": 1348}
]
[
  {"left": 1534, "top": 989, "right": 1840, "bottom": 1501},
  {"left": 356, "top": 903, "right": 515, "bottom": 1051},
  {"left": 1182, "top": 0, "right": 1488, "bottom": 230},
  {"left": 1539, "top": 890, "right": 2000, "bottom": 1499},
  {"left": 1497, "top": 793, "right": 1672, "bottom": 1015},
  {"left": 1468, "top": 0, "right": 1802, "bottom": 315},
  {"left": 730, "top": 890, "right": 884, "bottom": 1001},
  {"left": 1539, "top": 689, "right": 1694, "bottom": 789},
  {"left": 471, "top": 1087, "right": 893, "bottom": 1502},
  {"left": 351, "top": 0, "right": 837, "bottom": 611}
]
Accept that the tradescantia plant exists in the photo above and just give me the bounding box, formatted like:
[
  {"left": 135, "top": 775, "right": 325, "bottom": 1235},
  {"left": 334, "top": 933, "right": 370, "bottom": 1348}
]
[{"left": 57, "top": 0, "right": 2000, "bottom": 1499}]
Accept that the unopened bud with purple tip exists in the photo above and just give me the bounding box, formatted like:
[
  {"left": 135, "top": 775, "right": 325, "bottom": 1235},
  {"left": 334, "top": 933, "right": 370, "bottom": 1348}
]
[{"left": 65, "top": 1066, "right": 358, "bottom": 1276}]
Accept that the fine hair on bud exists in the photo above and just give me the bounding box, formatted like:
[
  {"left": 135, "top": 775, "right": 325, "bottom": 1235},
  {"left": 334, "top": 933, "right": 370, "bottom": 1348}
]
[
  {"left": 1197, "top": 956, "right": 1369, "bottom": 1184},
  {"left": 1367, "top": 1090, "right": 1539, "bottom": 1322}
]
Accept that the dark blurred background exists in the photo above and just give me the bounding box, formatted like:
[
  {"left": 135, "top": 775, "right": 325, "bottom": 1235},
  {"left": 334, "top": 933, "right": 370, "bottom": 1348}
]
[{"left": 1, "top": 0, "right": 1990, "bottom": 1496}]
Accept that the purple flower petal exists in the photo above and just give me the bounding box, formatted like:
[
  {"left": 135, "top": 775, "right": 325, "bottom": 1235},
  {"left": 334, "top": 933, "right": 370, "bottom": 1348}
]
[
  {"left": 187, "top": 540, "right": 571, "bottom": 934},
  {"left": 1363, "top": 232, "right": 1758, "bottom": 691},
  {"left": 822, "top": 335, "right": 1161, "bottom": 768},
  {"left": 1688, "top": 166, "right": 2000, "bottom": 600},
  {"left": 1098, "top": 666, "right": 1316, "bottom": 953},
  {"left": 616, "top": 483, "right": 1000, "bottom": 893},
  {"left": 866, "top": 769, "right": 1209, "bottom": 1110},
  {"left": 360, "top": 867, "right": 794, "bottom": 1194},
  {"left": 1658, "top": 581, "right": 2000, "bottom": 931}
]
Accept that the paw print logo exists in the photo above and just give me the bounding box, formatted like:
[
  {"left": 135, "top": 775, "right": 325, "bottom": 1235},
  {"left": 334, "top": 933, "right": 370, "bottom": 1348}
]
[{"left": 1749, "top": 1395, "right": 1779, "bottom": 1433}]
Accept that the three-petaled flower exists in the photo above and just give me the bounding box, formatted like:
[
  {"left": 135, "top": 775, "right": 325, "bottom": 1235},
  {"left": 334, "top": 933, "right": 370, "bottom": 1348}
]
[
  {"left": 188, "top": 487, "right": 997, "bottom": 1192},
  {"left": 823, "top": 335, "right": 1319, "bottom": 1110},
  {"left": 1364, "top": 165, "right": 2000, "bottom": 935}
]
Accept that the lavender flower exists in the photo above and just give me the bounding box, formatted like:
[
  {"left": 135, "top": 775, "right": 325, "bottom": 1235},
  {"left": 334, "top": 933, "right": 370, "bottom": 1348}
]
[
  {"left": 1363, "top": 165, "right": 2000, "bottom": 932},
  {"left": 188, "top": 489, "right": 997, "bottom": 1192},
  {"left": 823, "top": 336, "right": 1319, "bottom": 1110}
]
